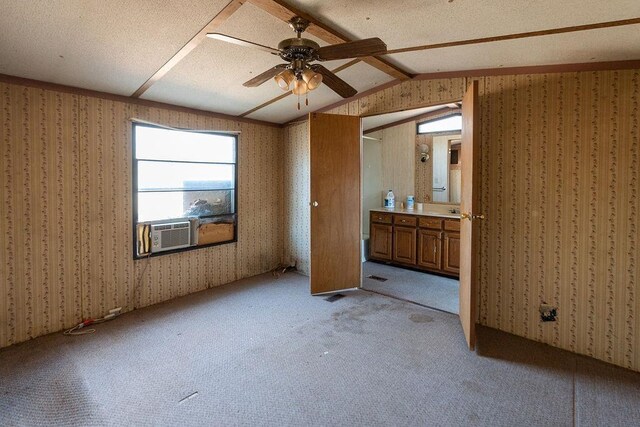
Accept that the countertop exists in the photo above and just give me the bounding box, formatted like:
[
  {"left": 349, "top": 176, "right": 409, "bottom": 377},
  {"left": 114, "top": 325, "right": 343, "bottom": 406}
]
[{"left": 370, "top": 207, "right": 460, "bottom": 219}]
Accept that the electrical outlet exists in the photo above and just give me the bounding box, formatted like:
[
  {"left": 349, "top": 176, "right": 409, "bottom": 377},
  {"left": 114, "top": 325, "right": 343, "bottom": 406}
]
[{"left": 540, "top": 302, "right": 557, "bottom": 322}]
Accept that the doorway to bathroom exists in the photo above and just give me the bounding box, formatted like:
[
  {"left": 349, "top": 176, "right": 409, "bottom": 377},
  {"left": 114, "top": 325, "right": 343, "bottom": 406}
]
[{"left": 360, "top": 101, "right": 463, "bottom": 315}]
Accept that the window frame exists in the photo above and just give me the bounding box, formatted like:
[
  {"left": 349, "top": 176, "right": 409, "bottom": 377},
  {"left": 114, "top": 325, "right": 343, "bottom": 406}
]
[
  {"left": 416, "top": 113, "right": 462, "bottom": 135},
  {"left": 131, "top": 122, "right": 239, "bottom": 259}
]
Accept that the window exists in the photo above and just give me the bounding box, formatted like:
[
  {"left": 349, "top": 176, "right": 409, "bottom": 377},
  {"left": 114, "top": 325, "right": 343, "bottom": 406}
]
[
  {"left": 133, "top": 123, "right": 237, "bottom": 258},
  {"left": 417, "top": 114, "right": 462, "bottom": 134}
]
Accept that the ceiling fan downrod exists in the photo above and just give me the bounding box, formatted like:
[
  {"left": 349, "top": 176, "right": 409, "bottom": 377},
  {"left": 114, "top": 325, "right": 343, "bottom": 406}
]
[{"left": 288, "top": 16, "right": 311, "bottom": 37}]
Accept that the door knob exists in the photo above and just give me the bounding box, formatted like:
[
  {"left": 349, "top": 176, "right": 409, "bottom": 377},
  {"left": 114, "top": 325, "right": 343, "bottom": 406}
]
[
  {"left": 472, "top": 213, "right": 485, "bottom": 220},
  {"left": 460, "top": 212, "right": 471, "bottom": 221},
  {"left": 311, "top": 201, "right": 319, "bottom": 207}
]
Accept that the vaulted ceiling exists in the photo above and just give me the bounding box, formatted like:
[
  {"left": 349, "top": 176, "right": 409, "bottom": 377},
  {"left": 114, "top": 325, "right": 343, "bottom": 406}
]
[{"left": 1, "top": 0, "right": 638, "bottom": 124}]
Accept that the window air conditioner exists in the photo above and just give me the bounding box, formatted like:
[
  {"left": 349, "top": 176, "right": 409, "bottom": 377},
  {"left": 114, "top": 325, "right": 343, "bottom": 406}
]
[{"left": 150, "top": 221, "right": 191, "bottom": 253}]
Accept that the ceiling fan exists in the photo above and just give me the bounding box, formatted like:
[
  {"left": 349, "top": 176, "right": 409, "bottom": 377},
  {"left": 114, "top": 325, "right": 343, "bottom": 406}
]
[{"left": 207, "top": 17, "right": 388, "bottom": 109}]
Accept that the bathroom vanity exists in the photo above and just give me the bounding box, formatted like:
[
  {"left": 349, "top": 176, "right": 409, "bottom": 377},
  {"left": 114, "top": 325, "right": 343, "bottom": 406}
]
[{"left": 369, "top": 208, "right": 460, "bottom": 278}]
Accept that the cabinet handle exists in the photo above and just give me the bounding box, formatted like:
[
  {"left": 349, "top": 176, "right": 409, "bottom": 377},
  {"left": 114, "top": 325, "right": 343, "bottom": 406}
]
[{"left": 401, "top": 219, "right": 406, "bottom": 223}]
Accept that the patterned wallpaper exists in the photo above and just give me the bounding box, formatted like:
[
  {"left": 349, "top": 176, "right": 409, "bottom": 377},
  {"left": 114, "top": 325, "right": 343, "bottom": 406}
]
[
  {"left": 0, "top": 81, "right": 284, "bottom": 348},
  {"left": 3, "top": 69, "right": 639, "bottom": 373},
  {"left": 283, "top": 122, "right": 310, "bottom": 275},
  {"left": 283, "top": 71, "right": 640, "bottom": 372}
]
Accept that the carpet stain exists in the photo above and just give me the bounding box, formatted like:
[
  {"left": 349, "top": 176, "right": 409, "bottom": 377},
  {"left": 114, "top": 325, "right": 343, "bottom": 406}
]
[
  {"left": 330, "top": 303, "right": 392, "bottom": 334},
  {"left": 409, "top": 313, "right": 433, "bottom": 323},
  {"left": 467, "top": 412, "right": 480, "bottom": 422},
  {"left": 332, "top": 303, "right": 392, "bottom": 321},
  {"left": 462, "top": 379, "right": 483, "bottom": 392}
]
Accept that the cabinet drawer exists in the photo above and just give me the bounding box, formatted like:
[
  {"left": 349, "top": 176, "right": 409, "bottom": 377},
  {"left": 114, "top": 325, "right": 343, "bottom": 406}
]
[
  {"left": 444, "top": 219, "right": 460, "bottom": 232},
  {"left": 394, "top": 215, "right": 417, "bottom": 227},
  {"left": 371, "top": 212, "right": 392, "bottom": 224},
  {"left": 419, "top": 217, "right": 443, "bottom": 230}
]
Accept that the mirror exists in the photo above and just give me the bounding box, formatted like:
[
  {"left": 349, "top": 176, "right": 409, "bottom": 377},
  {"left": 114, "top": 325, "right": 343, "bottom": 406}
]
[
  {"left": 362, "top": 102, "right": 462, "bottom": 209},
  {"left": 424, "top": 134, "right": 461, "bottom": 204}
]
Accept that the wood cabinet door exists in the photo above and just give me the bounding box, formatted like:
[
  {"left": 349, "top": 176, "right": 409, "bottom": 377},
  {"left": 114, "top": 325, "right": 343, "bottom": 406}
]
[
  {"left": 370, "top": 223, "right": 393, "bottom": 261},
  {"left": 417, "top": 229, "right": 442, "bottom": 270},
  {"left": 443, "top": 232, "right": 461, "bottom": 274},
  {"left": 393, "top": 226, "right": 417, "bottom": 265}
]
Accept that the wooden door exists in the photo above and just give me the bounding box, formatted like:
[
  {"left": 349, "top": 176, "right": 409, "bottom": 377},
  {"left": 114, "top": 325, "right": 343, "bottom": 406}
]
[
  {"left": 443, "top": 232, "right": 461, "bottom": 274},
  {"left": 393, "top": 226, "right": 416, "bottom": 265},
  {"left": 310, "top": 113, "right": 362, "bottom": 295},
  {"left": 417, "top": 229, "right": 441, "bottom": 270},
  {"left": 370, "top": 223, "right": 393, "bottom": 261},
  {"left": 459, "top": 80, "right": 481, "bottom": 350}
]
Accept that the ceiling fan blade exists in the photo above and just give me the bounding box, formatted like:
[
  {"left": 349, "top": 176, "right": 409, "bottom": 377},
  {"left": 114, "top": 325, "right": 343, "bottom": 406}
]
[
  {"left": 316, "top": 38, "right": 387, "bottom": 61},
  {"left": 310, "top": 65, "right": 357, "bottom": 98},
  {"left": 243, "top": 65, "right": 288, "bottom": 87},
  {"left": 207, "top": 33, "right": 280, "bottom": 55}
]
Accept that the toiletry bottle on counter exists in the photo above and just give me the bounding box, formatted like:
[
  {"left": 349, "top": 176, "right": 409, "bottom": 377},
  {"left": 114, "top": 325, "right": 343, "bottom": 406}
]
[
  {"left": 384, "top": 190, "right": 395, "bottom": 209},
  {"left": 407, "top": 195, "right": 414, "bottom": 210}
]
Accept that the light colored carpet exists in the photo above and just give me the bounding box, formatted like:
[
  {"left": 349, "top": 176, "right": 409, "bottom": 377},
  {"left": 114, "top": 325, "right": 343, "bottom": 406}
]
[
  {"left": 1, "top": 271, "right": 639, "bottom": 426},
  {"left": 363, "top": 261, "right": 459, "bottom": 314}
]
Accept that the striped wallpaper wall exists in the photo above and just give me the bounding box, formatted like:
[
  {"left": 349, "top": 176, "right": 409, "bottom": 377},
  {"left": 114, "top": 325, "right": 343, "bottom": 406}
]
[
  {"left": 0, "top": 81, "right": 284, "bottom": 348},
  {"left": 2, "top": 69, "right": 639, "bottom": 373},
  {"left": 283, "top": 122, "right": 310, "bottom": 275},
  {"left": 283, "top": 70, "right": 640, "bottom": 372}
]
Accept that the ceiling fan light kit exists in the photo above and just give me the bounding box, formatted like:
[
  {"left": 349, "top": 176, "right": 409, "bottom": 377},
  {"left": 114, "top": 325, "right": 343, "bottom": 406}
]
[
  {"left": 302, "top": 68, "right": 322, "bottom": 90},
  {"left": 207, "top": 16, "right": 388, "bottom": 110},
  {"left": 292, "top": 77, "right": 308, "bottom": 95},
  {"left": 274, "top": 69, "right": 295, "bottom": 90}
]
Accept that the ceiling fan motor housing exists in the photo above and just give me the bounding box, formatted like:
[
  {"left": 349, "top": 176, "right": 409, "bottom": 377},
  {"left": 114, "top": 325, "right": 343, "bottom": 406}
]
[{"left": 278, "top": 38, "right": 320, "bottom": 63}]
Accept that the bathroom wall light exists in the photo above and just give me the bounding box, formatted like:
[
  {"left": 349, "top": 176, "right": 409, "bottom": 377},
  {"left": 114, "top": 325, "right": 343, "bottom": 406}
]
[{"left": 417, "top": 143, "right": 430, "bottom": 163}]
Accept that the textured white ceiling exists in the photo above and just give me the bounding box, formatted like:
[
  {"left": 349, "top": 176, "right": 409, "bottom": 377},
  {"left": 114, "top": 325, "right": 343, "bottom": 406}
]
[
  {"left": 292, "top": 0, "right": 640, "bottom": 77},
  {"left": 0, "top": 0, "right": 231, "bottom": 95},
  {"left": 245, "top": 61, "right": 395, "bottom": 123},
  {"left": 293, "top": 0, "right": 640, "bottom": 49},
  {"left": 362, "top": 104, "right": 449, "bottom": 133},
  {"left": 0, "top": 0, "right": 638, "bottom": 123},
  {"left": 142, "top": 2, "right": 356, "bottom": 116},
  {"left": 390, "top": 25, "right": 640, "bottom": 75}
]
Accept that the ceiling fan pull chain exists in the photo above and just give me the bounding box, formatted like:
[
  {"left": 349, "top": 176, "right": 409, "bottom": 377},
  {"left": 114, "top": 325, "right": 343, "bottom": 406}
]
[
  {"left": 297, "top": 92, "right": 301, "bottom": 110},
  {"left": 305, "top": 91, "right": 309, "bottom": 106}
]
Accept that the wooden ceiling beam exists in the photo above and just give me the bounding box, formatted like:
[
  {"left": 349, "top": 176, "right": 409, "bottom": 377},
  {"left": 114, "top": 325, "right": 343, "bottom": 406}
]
[
  {"left": 247, "top": 0, "right": 413, "bottom": 81},
  {"left": 131, "top": 0, "right": 245, "bottom": 98},
  {"left": 386, "top": 17, "right": 640, "bottom": 55}
]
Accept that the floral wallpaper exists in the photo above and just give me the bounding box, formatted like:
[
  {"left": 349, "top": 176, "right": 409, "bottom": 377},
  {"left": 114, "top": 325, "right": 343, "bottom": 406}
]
[{"left": 0, "top": 81, "right": 284, "bottom": 348}]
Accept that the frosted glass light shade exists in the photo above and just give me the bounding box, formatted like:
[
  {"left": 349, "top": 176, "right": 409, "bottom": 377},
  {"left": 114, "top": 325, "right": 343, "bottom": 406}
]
[
  {"left": 292, "top": 78, "right": 309, "bottom": 95},
  {"left": 302, "top": 69, "right": 322, "bottom": 91},
  {"left": 274, "top": 69, "right": 295, "bottom": 91}
]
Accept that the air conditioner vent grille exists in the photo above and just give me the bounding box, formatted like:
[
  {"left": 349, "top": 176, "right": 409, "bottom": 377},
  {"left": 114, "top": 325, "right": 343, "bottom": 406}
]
[
  {"left": 161, "top": 228, "right": 190, "bottom": 249},
  {"left": 150, "top": 221, "right": 191, "bottom": 253}
]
